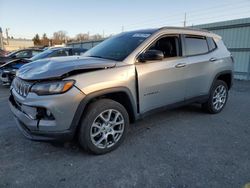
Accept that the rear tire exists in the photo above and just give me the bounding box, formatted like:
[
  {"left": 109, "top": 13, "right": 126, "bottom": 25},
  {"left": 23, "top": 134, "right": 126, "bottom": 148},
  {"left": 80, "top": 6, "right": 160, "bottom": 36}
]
[
  {"left": 78, "top": 99, "right": 129, "bottom": 155},
  {"left": 202, "top": 80, "right": 228, "bottom": 114}
]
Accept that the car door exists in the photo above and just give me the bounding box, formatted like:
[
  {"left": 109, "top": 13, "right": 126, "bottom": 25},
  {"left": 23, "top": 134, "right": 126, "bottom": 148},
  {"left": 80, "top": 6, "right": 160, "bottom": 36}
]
[
  {"left": 182, "top": 35, "right": 216, "bottom": 99},
  {"left": 135, "top": 35, "right": 188, "bottom": 113}
]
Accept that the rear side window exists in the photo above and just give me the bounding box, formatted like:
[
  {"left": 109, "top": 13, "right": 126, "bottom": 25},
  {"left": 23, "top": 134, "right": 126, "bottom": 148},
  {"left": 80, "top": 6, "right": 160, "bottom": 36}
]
[
  {"left": 207, "top": 37, "right": 217, "bottom": 51},
  {"left": 184, "top": 35, "right": 208, "bottom": 56},
  {"left": 51, "top": 49, "right": 69, "bottom": 57}
]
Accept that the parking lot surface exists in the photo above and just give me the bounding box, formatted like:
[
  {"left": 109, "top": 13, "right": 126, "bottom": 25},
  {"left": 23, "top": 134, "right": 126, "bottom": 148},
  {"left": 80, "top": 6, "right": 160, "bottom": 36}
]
[{"left": 0, "top": 81, "right": 250, "bottom": 188}]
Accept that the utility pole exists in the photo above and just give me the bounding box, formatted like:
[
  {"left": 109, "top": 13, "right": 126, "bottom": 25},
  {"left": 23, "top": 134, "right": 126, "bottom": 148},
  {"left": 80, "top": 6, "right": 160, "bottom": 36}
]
[
  {"left": 184, "top": 13, "right": 187, "bottom": 27},
  {"left": 121, "top": 25, "right": 124, "bottom": 32},
  {"left": 6, "top": 28, "right": 10, "bottom": 45}
]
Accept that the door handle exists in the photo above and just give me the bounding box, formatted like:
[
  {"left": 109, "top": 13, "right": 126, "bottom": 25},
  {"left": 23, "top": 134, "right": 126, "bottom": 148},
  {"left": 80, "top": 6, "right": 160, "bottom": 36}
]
[
  {"left": 175, "top": 63, "right": 186, "bottom": 68},
  {"left": 209, "top": 57, "right": 217, "bottom": 62}
]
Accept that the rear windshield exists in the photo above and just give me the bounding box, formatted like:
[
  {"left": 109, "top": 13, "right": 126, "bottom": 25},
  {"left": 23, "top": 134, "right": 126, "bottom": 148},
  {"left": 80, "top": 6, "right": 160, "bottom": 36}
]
[{"left": 83, "top": 32, "right": 152, "bottom": 61}]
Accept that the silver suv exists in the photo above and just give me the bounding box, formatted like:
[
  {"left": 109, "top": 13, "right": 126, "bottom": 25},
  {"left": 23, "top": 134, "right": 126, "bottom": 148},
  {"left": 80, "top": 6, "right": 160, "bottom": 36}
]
[{"left": 9, "top": 27, "right": 233, "bottom": 154}]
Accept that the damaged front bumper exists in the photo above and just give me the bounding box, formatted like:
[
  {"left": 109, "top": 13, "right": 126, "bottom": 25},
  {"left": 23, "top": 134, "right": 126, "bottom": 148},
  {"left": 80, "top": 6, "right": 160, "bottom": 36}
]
[
  {"left": 9, "top": 86, "right": 85, "bottom": 141},
  {"left": 0, "top": 69, "right": 17, "bottom": 85}
]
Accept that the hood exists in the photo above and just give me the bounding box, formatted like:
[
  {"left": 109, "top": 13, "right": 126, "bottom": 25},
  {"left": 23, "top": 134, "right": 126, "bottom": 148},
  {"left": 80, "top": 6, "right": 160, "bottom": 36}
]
[
  {"left": 17, "top": 56, "right": 117, "bottom": 81},
  {"left": 0, "top": 58, "right": 30, "bottom": 69}
]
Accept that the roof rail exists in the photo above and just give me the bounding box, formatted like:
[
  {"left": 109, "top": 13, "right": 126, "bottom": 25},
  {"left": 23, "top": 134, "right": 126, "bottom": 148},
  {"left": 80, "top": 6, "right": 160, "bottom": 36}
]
[{"left": 158, "top": 26, "right": 212, "bottom": 33}]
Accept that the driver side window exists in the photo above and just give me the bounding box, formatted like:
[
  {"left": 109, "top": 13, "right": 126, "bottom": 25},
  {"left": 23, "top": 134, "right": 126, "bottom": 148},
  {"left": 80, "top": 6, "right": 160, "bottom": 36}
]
[{"left": 149, "top": 36, "right": 180, "bottom": 58}]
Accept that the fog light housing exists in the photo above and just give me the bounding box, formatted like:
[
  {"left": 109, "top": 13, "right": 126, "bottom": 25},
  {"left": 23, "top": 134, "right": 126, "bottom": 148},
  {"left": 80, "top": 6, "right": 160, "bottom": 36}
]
[{"left": 37, "top": 108, "right": 55, "bottom": 120}]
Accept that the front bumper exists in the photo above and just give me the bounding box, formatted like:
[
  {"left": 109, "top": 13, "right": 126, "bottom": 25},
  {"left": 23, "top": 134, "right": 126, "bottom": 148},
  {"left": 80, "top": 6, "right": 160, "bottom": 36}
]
[
  {"left": 14, "top": 116, "right": 74, "bottom": 141},
  {"left": 9, "top": 86, "right": 85, "bottom": 141}
]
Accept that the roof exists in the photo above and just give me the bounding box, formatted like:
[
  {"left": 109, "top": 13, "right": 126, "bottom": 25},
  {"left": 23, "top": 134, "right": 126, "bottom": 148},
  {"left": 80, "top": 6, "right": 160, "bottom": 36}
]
[
  {"left": 159, "top": 26, "right": 211, "bottom": 33},
  {"left": 125, "top": 27, "right": 219, "bottom": 38}
]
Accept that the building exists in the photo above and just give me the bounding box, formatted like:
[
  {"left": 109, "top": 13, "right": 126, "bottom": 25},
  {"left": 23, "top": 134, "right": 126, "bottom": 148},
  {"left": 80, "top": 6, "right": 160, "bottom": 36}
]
[
  {"left": 195, "top": 17, "right": 250, "bottom": 80},
  {"left": 3, "top": 38, "right": 34, "bottom": 51}
]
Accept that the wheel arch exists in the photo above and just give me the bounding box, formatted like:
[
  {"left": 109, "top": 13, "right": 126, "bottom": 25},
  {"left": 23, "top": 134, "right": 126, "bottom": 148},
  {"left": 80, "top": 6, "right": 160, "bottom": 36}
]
[
  {"left": 211, "top": 70, "right": 233, "bottom": 91},
  {"left": 70, "top": 87, "right": 137, "bottom": 135}
]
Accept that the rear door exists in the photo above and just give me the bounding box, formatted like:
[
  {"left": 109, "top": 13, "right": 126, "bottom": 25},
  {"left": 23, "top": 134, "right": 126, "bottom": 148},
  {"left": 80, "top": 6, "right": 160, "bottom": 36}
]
[
  {"left": 183, "top": 35, "right": 217, "bottom": 99},
  {"left": 135, "top": 35, "right": 188, "bottom": 113}
]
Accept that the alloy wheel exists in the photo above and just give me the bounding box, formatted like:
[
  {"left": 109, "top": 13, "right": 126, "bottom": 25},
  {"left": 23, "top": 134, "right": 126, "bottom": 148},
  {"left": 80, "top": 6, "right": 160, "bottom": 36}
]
[{"left": 90, "top": 109, "right": 125, "bottom": 149}]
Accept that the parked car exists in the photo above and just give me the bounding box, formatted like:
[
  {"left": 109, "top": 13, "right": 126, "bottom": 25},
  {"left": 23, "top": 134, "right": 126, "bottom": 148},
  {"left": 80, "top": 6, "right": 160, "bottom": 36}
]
[
  {"left": 0, "top": 49, "right": 9, "bottom": 57},
  {"left": 9, "top": 27, "right": 233, "bottom": 154},
  {"left": 0, "top": 48, "right": 43, "bottom": 65},
  {"left": 0, "top": 47, "right": 87, "bottom": 85}
]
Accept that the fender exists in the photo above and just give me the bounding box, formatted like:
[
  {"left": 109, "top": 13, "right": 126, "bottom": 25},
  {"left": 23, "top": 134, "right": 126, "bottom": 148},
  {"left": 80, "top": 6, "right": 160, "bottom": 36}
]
[
  {"left": 210, "top": 70, "right": 233, "bottom": 92},
  {"left": 69, "top": 87, "right": 138, "bottom": 133}
]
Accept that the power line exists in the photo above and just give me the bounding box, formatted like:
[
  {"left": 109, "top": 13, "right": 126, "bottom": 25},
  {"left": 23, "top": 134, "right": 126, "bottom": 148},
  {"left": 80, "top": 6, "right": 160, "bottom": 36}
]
[{"left": 123, "top": 1, "right": 250, "bottom": 30}]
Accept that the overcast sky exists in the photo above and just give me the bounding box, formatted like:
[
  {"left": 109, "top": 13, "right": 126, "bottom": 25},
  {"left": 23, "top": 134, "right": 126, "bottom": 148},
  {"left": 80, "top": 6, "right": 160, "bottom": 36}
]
[{"left": 0, "top": 0, "right": 250, "bottom": 39}]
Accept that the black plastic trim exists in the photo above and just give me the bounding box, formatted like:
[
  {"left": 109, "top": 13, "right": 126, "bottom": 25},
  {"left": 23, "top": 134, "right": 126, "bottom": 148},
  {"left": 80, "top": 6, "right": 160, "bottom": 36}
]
[
  {"left": 69, "top": 87, "right": 138, "bottom": 133},
  {"left": 211, "top": 70, "right": 233, "bottom": 91},
  {"left": 138, "top": 94, "right": 209, "bottom": 119}
]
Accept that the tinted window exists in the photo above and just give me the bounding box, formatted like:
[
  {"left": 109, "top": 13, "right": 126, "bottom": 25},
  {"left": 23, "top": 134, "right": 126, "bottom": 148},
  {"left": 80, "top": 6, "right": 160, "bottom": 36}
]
[
  {"left": 51, "top": 49, "right": 69, "bottom": 57},
  {"left": 15, "top": 50, "right": 31, "bottom": 58},
  {"left": 84, "top": 32, "right": 152, "bottom": 61},
  {"left": 32, "top": 50, "right": 42, "bottom": 56},
  {"left": 207, "top": 37, "right": 217, "bottom": 51},
  {"left": 185, "top": 36, "right": 208, "bottom": 56},
  {"left": 72, "top": 48, "right": 87, "bottom": 55},
  {"left": 30, "top": 49, "right": 53, "bottom": 61},
  {"left": 149, "top": 36, "right": 180, "bottom": 58}
]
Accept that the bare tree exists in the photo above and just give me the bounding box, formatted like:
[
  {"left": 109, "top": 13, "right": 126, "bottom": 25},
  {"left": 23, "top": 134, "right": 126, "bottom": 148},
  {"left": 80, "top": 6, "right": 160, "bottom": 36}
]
[
  {"left": 91, "top": 34, "right": 102, "bottom": 40},
  {"left": 75, "top": 33, "right": 89, "bottom": 41},
  {"left": 53, "top": 30, "right": 68, "bottom": 44}
]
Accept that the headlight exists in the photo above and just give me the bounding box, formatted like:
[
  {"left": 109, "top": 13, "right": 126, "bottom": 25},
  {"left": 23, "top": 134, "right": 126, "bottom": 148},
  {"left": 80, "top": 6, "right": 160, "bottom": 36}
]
[{"left": 30, "top": 80, "right": 75, "bottom": 95}]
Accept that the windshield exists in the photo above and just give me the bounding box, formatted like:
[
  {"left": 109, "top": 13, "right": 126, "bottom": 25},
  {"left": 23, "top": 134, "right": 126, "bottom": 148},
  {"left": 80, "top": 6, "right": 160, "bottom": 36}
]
[
  {"left": 30, "top": 49, "right": 53, "bottom": 61},
  {"left": 83, "top": 32, "right": 152, "bottom": 61},
  {"left": 7, "top": 50, "right": 18, "bottom": 57}
]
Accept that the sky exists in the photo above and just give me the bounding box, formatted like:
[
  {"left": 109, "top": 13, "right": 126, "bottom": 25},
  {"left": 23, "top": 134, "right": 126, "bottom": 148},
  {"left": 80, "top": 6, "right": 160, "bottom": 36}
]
[{"left": 0, "top": 0, "right": 250, "bottom": 39}]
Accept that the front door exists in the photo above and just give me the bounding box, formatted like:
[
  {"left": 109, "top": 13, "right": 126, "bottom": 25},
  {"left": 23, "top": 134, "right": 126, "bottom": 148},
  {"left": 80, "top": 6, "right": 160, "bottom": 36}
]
[{"left": 135, "top": 35, "right": 188, "bottom": 113}]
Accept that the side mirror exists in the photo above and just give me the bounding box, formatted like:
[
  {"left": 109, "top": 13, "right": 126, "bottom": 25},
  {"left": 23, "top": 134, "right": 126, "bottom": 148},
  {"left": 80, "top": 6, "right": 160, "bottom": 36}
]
[{"left": 138, "top": 50, "right": 164, "bottom": 62}]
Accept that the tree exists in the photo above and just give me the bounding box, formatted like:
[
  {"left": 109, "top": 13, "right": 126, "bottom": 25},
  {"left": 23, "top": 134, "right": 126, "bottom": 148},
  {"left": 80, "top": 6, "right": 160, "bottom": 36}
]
[
  {"left": 91, "top": 34, "right": 102, "bottom": 40},
  {"left": 75, "top": 33, "right": 89, "bottom": 41},
  {"left": 53, "top": 30, "right": 68, "bottom": 44},
  {"left": 33, "top": 34, "right": 41, "bottom": 45},
  {"left": 41, "top": 33, "right": 50, "bottom": 46}
]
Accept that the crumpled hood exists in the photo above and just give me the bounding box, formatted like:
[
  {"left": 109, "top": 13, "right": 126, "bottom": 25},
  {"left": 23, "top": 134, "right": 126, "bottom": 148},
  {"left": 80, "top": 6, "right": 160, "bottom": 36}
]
[{"left": 17, "top": 56, "right": 117, "bottom": 80}]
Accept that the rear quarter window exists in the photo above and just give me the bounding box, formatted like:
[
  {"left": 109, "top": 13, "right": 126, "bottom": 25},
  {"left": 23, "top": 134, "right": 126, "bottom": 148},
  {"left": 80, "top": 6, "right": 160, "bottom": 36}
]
[
  {"left": 184, "top": 35, "right": 209, "bottom": 56},
  {"left": 207, "top": 37, "right": 217, "bottom": 51}
]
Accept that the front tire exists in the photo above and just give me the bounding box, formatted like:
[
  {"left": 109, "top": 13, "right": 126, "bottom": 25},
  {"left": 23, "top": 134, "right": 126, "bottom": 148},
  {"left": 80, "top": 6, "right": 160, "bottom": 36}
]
[
  {"left": 202, "top": 80, "right": 229, "bottom": 114},
  {"left": 78, "top": 99, "right": 129, "bottom": 154}
]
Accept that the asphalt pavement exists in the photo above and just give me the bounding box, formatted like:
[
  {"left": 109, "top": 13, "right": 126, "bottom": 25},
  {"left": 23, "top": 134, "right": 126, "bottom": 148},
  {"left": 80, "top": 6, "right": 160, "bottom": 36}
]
[{"left": 0, "top": 80, "right": 250, "bottom": 188}]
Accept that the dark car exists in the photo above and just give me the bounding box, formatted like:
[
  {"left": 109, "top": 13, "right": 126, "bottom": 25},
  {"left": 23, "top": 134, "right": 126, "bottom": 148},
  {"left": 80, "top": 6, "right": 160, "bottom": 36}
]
[
  {"left": 0, "top": 48, "right": 43, "bottom": 65},
  {"left": 0, "top": 47, "right": 87, "bottom": 85}
]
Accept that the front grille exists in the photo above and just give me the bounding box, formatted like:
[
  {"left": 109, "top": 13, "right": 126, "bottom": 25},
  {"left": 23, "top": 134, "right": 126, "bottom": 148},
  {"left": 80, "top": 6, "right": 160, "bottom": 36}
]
[{"left": 13, "top": 77, "right": 32, "bottom": 98}]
